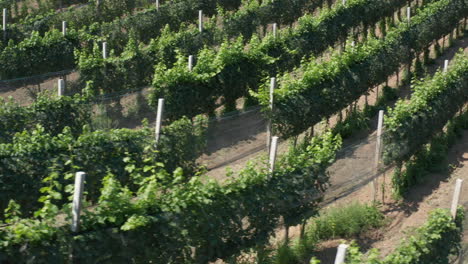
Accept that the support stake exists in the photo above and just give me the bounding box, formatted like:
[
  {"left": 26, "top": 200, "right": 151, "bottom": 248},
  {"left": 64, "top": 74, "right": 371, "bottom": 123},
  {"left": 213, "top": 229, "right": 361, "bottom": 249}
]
[
  {"left": 62, "top": 21, "right": 67, "bottom": 36},
  {"left": 198, "top": 10, "right": 203, "bottom": 32},
  {"left": 269, "top": 136, "right": 279, "bottom": 175},
  {"left": 407, "top": 7, "right": 411, "bottom": 24},
  {"left": 266, "top": 77, "right": 276, "bottom": 152},
  {"left": 2, "top": 8, "right": 6, "bottom": 41},
  {"left": 102, "top": 42, "right": 107, "bottom": 59},
  {"left": 373, "top": 110, "right": 384, "bottom": 202},
  {"left": 188, "top": 55, "right": 194, "bottom": 71},
  {"left": 334, "top": 244, "right": 349, "bottom": 264},
  {"left": 71, "top": 172, "right": 86, "bottom": 233},
  {"left": 155, "top": 98, "right": 165, "bottom": 144},
  {"left": 58, "top": 78, "right": 65, "bottom": 97},
  {"left": 451, "top": 179, "right": 463, "bottom": 219}
]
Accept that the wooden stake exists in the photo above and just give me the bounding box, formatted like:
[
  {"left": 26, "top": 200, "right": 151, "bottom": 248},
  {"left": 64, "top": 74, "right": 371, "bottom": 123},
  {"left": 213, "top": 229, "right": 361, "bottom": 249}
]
[
  {"left": 269, "top": 136, "right": 279, "bottom": 175},
  {"left": 71, "top": 172, "right": 86, "bottom": 233},
  {"left": 266, "top": 77, "right": 276, "bottom": 152},
  {"left": 155, "top": 98, "right": 164, "bottom": 144},
  {"left": 334, "top": 244, "right": 349, "bottom": 264},
  {"left": 451, "top": 179, "right": 463, "bottom": 219},
  {"left": 58, "top": 78, "right": 65, "bottom": 97}
]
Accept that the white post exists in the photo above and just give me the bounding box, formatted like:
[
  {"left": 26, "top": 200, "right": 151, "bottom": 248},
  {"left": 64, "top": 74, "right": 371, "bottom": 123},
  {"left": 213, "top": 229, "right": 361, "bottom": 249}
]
[
  {"left": 156, "top": 0, "right": 159, "bottom": 10},
  {"left": 58, "top": 78, "right": 65, "bottom": 97},
  {"left": 155, "top": 98, "right": 164, "bottom": 144},
  {"left": 334, "top": 244, "right": 349, "bottom": 264},
  {"left": 407, "top": 7, "right": 411, "bottom": 23},
  {"left": 188, "top": 55, "right": 194, "bottom": 71},
  {"left": 71, "top": 172, "right": 86, "bottom": 233},
  {"left": 266, "top": 77, "right": 276, "bottom": 151},
  {"left": 269, "top": 136, "right": 279, "bottom": 174},
  {"left": 272, "top": 23, "right": 277, "bottom": 38},
  {"left": 198, "top": 10, "right": 203, "bottom": 33},
  {"left": 451, "top": 179, "right": 463, "bottom": 219},
  {"left": 2, "top": 8, "right": 6, "bottom": 41},
  {"left": 342, "top": 0, "right": 346, "bottom": 5},
  {"left": 102, "top": 42, "right": 107, "bottom": 59},
  {"left": 62, "top": 21, "right": 67, "bottom": 36},
  {"left": 373, "top": 110, "right": 384, "bottom": 201},
  {"left": 444, "top": 60, "right": 449, "bottom": 73}
]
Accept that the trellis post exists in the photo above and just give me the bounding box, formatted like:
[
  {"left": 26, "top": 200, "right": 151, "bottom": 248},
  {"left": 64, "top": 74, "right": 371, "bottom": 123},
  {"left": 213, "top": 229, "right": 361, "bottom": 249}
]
[
  {"left": 155, "top": 98, "right": 165, "bottom": 144},
  {"left": 62, "top": 21, "right": 67, "bottom": 36},
  {"left": 2, "top": 8, "right": 6, "bottom": 41},
  {"left": 407, "top": 7, "right": 411, "bottom": 23},
  {"left": 269, "top": 136, "right": 279, "bottom": 175},
  {"left": 334, "top": 244, "right": 349, "bottom": 264},
  {"left": 58, "top": 78, "right": 65, "bottom": 97},
  {"left": 373, "top": 110, "right": 384, "bottom": 202},
  {"left": 198, "top": 10, "right": 203, "bottom": 32},
  {"left": 102, "top": 42, "right": 108, "bottom": 59},
  {"left": 71, "top": 172, "right": 86, "bottom": 233},
  {"left": 266, "top": 77, "right": 276, "bottom": 152},
  {"left": 451, "top": 179, "right": 463, "bottom": 219},
  {"left": 188, "top": 55, "right": 194, "bottom": 71}
]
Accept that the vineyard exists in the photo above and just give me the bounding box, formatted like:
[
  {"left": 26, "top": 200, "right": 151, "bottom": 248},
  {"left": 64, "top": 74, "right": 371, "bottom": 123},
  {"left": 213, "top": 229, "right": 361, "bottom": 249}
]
[{"left": 0, "top": 0, "right": 466, "bottom": 263}]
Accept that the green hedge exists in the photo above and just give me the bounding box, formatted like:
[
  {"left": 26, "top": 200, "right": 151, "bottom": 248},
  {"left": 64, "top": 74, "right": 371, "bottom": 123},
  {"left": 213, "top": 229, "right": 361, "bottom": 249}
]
[
  {"left": 77, "top": 0, "right": 323, "bottom": 96},
  {"left": 144, "top": 0, "right": 414, "bottom": 121},
  {"left": 0, "top": 115, "right": 208, "bottom": 217},
  {"left": 383, "top": 52, "right": 468, "bottom": 164},
  {"left": 259, "top": 0, "right": 466, "bottom": 138},
  {"left": 346, "top": 208, "right": 464, "bottom": 264},
  {"left": 0, "top": 29, "right": 78, "bottom": 79},
  {"left": 0, "top": 131, "right": 341, "bottom": 263},
  {"left": 0, "top": 94, "right": 91, "bottom": 143},
  {"left": 1, "top": 0, "right": 244, "bottom": 79}
]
